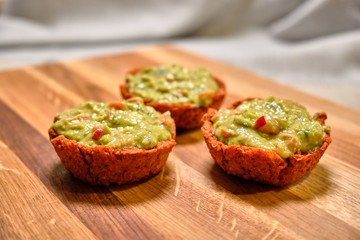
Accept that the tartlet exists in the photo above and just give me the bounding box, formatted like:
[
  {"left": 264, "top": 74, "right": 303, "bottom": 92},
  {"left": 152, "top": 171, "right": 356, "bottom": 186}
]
[
  {"left": 120, "top": 65, "right": 226, "bottom": 129},
  {"left": 201, "top": 97, "right": 332, "bottom": 186},
  {"left": 49, "top": 98, "right": 176, "bottom": 186}
]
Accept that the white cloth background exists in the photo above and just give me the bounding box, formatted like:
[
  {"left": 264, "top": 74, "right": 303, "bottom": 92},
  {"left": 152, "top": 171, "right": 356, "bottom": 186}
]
[{"left": 0, "top": 0, "right": 359, "bottom": 110}]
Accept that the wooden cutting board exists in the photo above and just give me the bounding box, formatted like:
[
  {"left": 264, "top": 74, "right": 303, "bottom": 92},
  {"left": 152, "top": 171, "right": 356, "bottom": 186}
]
[{"left": 0, "top": 45, "right": 359, "bottom": 240}]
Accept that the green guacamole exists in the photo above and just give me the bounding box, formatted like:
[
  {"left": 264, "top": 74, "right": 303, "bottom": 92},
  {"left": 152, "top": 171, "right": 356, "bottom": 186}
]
[
  {"left": 213, "top": 97, "right": 329, "bottom": 159},
  {"left": 51, "top": 98, "right": 173, "bottom": 149},
  {"left": 126, "top": 65, "right": 219, "bottom": 107}
]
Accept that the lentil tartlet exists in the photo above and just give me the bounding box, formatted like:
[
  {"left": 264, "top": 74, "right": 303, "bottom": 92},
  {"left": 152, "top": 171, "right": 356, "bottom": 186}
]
[
  {"left": 49, "top": 98, "right": 176, "bottom": 186},
  {"left": 201, "top": 97, "right": 332, "bottom": 186},
  {"left": 120, "top": 65, "right": 226, "bottom": 129}
]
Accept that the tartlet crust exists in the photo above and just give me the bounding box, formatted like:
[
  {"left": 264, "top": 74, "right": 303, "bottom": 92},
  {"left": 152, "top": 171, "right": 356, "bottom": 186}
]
[
  {"left": 120, "top": 67, "right": 226, "bottom": 129},
  {"left": 49, "top": 119, "right": 176, "bottom": 186},
  {"left": 201, "top": 98, "right": 332, "bottom": 186}
]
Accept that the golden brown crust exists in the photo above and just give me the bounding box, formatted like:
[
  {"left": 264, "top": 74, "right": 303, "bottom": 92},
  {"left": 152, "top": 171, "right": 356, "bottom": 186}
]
[
  {"left": 120, "top": 68, "right": 226, "bottom": 129},
  {"left": 201, "top": 99, "right": 332, "bottom": 186},
  {"left": 49, "top": 119, "right": 176, "bottom": 186}
]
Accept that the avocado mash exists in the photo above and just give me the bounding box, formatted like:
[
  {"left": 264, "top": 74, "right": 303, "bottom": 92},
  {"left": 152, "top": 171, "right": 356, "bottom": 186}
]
[
  {"left": 213, "top": 97, "right": 329, "bottom": 159},
  {"left": 126, "top": 65, "right": 219, "bottom": 107},
  {"left": 51, "top": 98, "right": 173, "bottom": 149}
]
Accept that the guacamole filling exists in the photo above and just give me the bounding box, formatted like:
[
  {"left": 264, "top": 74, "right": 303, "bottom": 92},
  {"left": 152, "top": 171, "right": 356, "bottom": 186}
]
[
  {"left": 126, "top": 65, "right": 219, "bottom": 107},
  {"left": 212, "top": 96, "right": 329, "bottom": 159},
  {"left": 51, "top": 98, "right": 173, "bottom": 149}
]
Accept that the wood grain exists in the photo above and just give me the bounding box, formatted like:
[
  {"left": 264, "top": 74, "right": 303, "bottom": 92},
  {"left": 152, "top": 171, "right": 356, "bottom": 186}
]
[
  {"left": 0, "top": 45, "right": 359, "bottom": 239},
  {"left": 0, "top": 139, "right": 97, "bottom": 240}
]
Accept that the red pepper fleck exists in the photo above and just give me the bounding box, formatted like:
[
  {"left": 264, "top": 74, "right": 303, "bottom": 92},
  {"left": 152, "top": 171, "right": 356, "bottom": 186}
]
[
  {"left": 254, "top": 116, "right": 266, "bottom": 129},
  {"left": 221, "top": 128, "right": 232, "bottom": 138},
  {"left": 109, "top": 102, "right": 127, "bottom": 110},
  {"left": 161, "top": 114, "right": 171, "bottom": 127},
  {"left": 92, "top": 128, "right": 103, "bottom": 140}
]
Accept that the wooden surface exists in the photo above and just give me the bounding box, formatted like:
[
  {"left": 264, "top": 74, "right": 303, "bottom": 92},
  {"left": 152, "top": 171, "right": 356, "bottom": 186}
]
[{"left": 0, "top": 45, "right": 359, "bottom": 240}]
